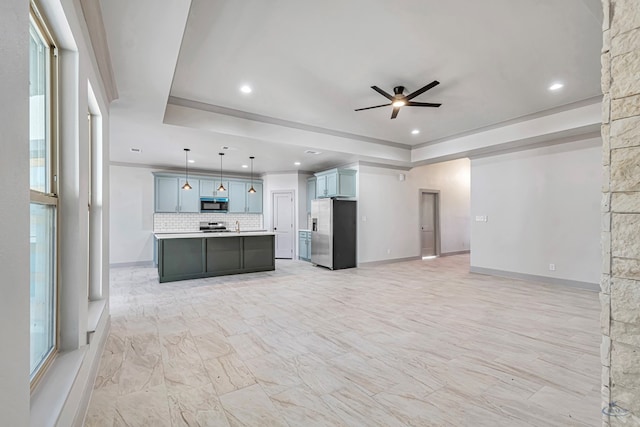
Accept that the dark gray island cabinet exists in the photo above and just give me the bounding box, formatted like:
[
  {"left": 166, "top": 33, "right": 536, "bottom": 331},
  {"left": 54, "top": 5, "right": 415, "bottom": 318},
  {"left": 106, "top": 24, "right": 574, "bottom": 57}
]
[{"left": 156, "top": 232, "right": 275, "bottom": 283}]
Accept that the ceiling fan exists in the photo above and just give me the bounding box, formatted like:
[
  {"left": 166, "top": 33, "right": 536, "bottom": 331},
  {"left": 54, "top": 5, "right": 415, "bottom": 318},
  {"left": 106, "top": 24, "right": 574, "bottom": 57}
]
[{"left": 355, "top": 80, "right": 441, "bottom": 119}]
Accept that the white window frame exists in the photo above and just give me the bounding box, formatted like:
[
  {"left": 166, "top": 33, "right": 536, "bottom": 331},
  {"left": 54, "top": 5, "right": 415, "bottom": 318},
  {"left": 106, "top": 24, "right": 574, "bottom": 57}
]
[{"left": 29, "top": 1, "right": 59, "bottom": 388}]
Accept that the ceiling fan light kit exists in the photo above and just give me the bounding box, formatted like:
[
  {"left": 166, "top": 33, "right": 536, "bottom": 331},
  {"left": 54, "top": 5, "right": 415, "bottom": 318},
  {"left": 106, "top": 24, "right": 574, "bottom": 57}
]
[{"left": 355, "top": 80, "right": 442, "bottom": 119}]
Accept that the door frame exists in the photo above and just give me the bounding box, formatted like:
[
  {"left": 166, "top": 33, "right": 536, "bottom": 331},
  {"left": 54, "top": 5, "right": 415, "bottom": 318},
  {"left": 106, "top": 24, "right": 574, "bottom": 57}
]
[
  {"left": 418, "top": 189, "right": 441, "bottom": 258},
  {"left": 271, "top": 190, "right": 295, "bottom": 259}
]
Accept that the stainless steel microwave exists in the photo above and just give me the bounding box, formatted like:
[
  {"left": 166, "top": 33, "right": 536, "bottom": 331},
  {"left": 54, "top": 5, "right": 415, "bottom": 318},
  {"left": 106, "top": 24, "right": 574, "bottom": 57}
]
[{"left": 200, "top": 197, "right": 228, "bottom": 213}]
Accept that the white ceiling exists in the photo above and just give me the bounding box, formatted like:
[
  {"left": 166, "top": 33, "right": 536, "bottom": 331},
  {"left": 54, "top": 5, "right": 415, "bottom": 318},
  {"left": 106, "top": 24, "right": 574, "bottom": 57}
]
[{"left": 100, "top": 0, "right": 602, "bottom": 175}]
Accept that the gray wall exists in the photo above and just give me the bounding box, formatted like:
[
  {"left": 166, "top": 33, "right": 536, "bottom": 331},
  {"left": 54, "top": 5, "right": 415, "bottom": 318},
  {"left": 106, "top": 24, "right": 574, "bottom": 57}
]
[
  {"left": 0, "top": 0, "right": 31, "bottom": 424},
  {"left": 110, "top": 165, "right": 156, "bottom": 264},
  {"left": 470, "top": 137, "right": 602, "bottom": 284},
  {"left": 357, "top": 159, "right": 471, "bottom": 263},
  {"left": 0, "top": 0, "right": 113, "bottom": 424}
]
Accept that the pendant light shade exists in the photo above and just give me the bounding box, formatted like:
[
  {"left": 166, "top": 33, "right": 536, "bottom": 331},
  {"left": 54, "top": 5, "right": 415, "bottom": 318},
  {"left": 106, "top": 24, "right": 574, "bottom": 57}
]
[
  {"left": 181, "top": 148, "right": 192, "bottom": 190},
  {"left": 217, "top": 152, "right": 226, "bottom": 192},
  {"left": 248, "top": 156, "right": 256, "bottom": 193}
]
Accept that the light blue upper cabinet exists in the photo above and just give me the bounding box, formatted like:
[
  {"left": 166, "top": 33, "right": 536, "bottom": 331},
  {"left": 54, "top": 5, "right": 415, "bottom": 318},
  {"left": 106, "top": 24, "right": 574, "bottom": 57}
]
[
  {"left": 316, "top": 175, "right": 327, "bottom": 198},
  {"left": 314, "top": 168, "right": 356, "bottom": 198},
  {"left": 247, "top": 182, "right": 263, "bottom": 213},
  {"left": 201, "top": 178, "right": 229, "bottom": 198},
  {"left": 213, "top": 180, "right": 229, "bottom": 198},
  {"left": 178, "top": 178, "right": 200, "bottom": 212},
  {"left": 228, "top": 181, "right": 247, "bottom": 213},
  {"left": 155, "top": 176, "right": 180, "bottom": 212},
  {"left": 326, "top": 173, "right": 338, "bottom": 196},
  {"left": 154, "top": 173, "right": 262, "bottom": 214},
  {"left": 306, "top": 177, "right": 316, "bottom": 214},
  {"left": 229, "top": 180, "right": 263, "bottom": 213},
  {"left": 155, "top": 176, "right": 200, "bottom": 212},
  {"left": 199, "top": 179, "right": 215, "bottom": 197}
]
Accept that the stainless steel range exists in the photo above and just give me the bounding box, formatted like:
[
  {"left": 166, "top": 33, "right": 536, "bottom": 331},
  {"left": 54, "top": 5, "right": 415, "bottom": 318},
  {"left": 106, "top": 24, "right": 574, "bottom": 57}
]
[{"left": 199, "top": 221, "right": 230, "bottom": 232}]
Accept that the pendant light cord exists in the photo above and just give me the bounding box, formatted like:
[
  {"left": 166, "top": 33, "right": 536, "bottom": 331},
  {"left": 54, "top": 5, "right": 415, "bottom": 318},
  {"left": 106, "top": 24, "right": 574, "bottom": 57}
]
[
  {"left": 248, "top": 156, "right": 256, "bottom": 193},
  {"left": 185, "top": 150, "right": 189, "bottom": 182},
  {"left": 217, "top": 152, "right": 226, "bottom": 192},
  {"left": 182, "top": 148, "right": 192, "bottom": 190}
]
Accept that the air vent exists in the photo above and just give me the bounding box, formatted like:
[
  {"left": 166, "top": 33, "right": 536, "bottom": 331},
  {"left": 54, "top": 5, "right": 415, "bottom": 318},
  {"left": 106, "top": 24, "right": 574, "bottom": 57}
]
[
  {"left": 304, "top": 150, "right": 322, "bottom": 155},
  {"left": 130, "top": 148, "right": 142, "bottom": 153}
]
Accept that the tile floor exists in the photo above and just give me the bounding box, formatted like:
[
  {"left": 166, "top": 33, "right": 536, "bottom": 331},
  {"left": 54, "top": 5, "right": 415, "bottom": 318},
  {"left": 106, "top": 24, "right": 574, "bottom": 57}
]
[{"left": 85, "top": 255, "right": 601, "bottom": 426}]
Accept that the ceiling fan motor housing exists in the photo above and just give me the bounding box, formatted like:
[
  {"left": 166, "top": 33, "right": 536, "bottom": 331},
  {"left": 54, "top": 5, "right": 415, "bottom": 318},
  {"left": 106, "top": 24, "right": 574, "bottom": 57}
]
[{"left": 393, "top": 86, "right": 405, "bottom": 96}]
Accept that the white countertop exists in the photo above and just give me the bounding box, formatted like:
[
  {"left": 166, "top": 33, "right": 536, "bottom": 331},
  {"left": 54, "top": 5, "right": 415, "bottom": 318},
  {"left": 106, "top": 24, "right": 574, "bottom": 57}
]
[
  {"left": 299, "top": 229, "right": 311, "bottom": 232},
  {"left": 155, "top": 231, "right": 275, "bottom": 240}
]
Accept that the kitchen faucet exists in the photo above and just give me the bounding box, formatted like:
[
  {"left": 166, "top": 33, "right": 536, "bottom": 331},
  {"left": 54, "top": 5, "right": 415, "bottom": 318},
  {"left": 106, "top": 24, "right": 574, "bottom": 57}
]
[{"left": 235, "top": 221, "right": 240, "bottom": 232}]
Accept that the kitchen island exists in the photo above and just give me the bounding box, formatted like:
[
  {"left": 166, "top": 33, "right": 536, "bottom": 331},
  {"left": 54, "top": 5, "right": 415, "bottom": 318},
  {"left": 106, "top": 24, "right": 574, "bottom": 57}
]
[{"left": 155, "top": 231, "right": 275, "bottom": 283}]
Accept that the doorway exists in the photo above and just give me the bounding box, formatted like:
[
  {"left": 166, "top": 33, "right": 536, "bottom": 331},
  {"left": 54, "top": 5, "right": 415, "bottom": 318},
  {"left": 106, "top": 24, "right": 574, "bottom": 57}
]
[
  {"left": 420, "top": 190, "right": 440, "bottom": 258},
  {"left": 272, "top": 191, "right": 294, "bottom": 259}
]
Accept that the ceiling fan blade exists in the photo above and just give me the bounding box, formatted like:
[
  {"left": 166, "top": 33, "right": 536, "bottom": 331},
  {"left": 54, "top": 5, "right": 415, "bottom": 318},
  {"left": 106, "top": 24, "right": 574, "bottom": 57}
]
[
  {"left": 405, "top": 80, "right": 440, "bottom": 101},
  {"left": 406, "top": 101, "right": 442, "bottom": 107},
  {"left": 390, "top": 106, "right": 400, "bottom": 119},
  {"left": 354, "top": 103, "right": 391, "bottom": 111},
  {"left": 371, "top": 86, "right": 394, "bottom": 100}
]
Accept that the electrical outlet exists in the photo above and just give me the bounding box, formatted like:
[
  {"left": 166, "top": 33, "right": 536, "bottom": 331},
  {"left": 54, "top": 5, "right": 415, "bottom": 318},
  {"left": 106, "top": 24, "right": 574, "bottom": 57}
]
[{"left": 549, "top": 263, "right": 556, "bottom": 271}]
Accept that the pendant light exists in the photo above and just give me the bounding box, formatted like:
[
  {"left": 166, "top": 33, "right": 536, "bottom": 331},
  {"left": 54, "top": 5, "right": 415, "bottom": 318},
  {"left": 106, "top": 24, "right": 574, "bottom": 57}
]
[
  {"left": 181, "top": 148, "right": 192, "bottom": 190},
  {"left": 248, "top": 156, "right": 256, "bottom": 193},
  {"left": 217, "top": 152, "right": 226, "bottom": 192}
]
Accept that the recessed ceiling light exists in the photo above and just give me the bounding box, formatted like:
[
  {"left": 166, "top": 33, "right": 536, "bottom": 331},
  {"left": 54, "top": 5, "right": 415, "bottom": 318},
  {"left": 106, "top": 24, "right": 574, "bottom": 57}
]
[
  {"left": 411, "top": 129, "right": 420, "bottom": 135},
  {"left": 241, "top": 164, "right": 248, "bottom": 168},
  {"left": 240, "top": 85, "right": 252, "bottom": 94},
  {"left": 294, "top": 162, "right": 301, "bottom": 166},
  {"left": 188, "top": 159, "right": 195, "bottom": 163},
  {"left": 549, "top": 82, "right": 564, "bottom": 91}
]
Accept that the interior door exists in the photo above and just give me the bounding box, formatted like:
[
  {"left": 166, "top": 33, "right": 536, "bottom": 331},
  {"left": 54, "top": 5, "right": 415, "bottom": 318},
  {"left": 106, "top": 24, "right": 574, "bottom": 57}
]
[
  {"left": 421, "top": 192, "right": 437, "bottom": 257},
  {"left": 272, "top": 191, "right": 294, "bottom": 259}
]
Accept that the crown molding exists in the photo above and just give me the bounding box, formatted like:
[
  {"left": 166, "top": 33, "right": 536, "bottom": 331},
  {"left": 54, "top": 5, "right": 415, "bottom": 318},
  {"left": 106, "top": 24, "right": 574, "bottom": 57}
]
[
  {"left": 79, "top": 0, "right": 118, "bottom": 102},
  {"left": 414, "top": 95, "right": 602, "bottom": 149},
  {"left": 168, "top": 96, "right": 411, "bottom": 150}
]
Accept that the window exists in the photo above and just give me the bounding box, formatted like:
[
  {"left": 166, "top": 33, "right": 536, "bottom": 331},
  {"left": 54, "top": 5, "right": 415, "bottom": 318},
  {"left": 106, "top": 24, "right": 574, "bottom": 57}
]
[
  {"left": 29, "top": 5, "right": 58, "bottom": 383},
  {"left": 88, "top": 111, "right": 92, "bottom": 300}
]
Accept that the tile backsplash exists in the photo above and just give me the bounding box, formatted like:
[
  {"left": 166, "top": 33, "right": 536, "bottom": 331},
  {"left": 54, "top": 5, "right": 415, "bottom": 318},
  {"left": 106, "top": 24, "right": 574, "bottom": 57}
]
[{"left": 154, "top": 213, "right": 263, "bottom": 233}]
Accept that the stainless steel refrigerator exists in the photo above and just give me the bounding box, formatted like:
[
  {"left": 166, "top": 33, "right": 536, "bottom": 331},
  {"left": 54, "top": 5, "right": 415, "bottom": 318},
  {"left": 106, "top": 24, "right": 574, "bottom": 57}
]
[{"left": 311, "top": 199, "right": 356, "bottom": 270}]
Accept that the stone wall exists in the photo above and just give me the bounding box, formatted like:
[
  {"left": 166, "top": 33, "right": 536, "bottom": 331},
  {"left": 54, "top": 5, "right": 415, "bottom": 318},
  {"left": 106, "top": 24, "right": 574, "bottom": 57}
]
[{"left": 601, "top": 0, "right": 640, "bottom": 425}]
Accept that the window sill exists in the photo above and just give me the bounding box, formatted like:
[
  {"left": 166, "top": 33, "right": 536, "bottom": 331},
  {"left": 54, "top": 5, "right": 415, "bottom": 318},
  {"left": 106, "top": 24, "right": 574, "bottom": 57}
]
[
  {"left": 30, "top": 300, "right": 108, "bottom": 426},
  {"left": 88, "top": 299, "right": 106, "bottom": 333},
  {"left": 30, "top": 348, "right": 86, "bottom": 427}
]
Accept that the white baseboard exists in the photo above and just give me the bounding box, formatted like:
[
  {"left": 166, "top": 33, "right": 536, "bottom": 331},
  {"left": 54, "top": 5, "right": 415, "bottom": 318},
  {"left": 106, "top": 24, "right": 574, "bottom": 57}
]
[
  {"left": 469, "top": 266, "right": 599, "bottom": 292},
  {"left": 109, "top": 260, "right": 154, "bottom": 268}
]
